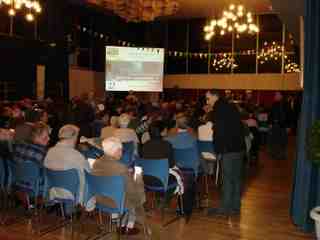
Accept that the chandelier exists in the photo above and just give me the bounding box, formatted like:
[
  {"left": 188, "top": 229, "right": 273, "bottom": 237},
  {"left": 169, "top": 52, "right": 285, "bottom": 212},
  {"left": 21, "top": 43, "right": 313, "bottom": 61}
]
[
  {"left": 87, "top": 0, "right": 179, "bottom": 22},
  {"left": 204, "top": 4, "right": 259, "bottom": 41},
  {"left": 0, "top": 0, "right": 41, "bottom": 21}
]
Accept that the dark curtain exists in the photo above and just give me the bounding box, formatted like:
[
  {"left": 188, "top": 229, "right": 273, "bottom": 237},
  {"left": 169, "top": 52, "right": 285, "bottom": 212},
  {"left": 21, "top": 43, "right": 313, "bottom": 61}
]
[{"left": 291, "top": 0, "right": 320, "bottom": 232}]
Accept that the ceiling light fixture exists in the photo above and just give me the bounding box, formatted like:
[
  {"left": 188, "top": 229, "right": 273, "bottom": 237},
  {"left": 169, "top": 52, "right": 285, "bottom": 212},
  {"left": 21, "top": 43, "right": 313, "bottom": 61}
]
[
  {"left": 204, "top": 3, "right": 259, "bottom": 40},
  {"left": 0, "top": 0, "right": 41, "bottom": 20}
]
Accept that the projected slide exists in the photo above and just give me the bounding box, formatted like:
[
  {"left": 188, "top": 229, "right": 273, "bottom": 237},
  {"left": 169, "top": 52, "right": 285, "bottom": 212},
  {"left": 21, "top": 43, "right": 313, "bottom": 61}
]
[{"left": 105, "top": 46, "right": 164, "bottom": 92}]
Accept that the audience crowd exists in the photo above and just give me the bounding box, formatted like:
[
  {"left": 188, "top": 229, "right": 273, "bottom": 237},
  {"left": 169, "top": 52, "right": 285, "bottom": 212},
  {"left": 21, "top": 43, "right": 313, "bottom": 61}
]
[{"left": 0, "top": 90, "right": 301, "bottom": 235}]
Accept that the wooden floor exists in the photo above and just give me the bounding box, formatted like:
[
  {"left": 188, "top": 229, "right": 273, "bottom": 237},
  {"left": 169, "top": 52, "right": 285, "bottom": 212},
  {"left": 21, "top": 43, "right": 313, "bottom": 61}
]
[{"left": 0, "top": 138, "right": 315, "bottom": 240}]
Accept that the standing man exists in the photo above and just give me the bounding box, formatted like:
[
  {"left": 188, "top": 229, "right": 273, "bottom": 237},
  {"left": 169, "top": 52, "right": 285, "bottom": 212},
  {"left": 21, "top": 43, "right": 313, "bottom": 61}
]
[{"left": 206, "top": 90, "right": 245, "bottom": 216}]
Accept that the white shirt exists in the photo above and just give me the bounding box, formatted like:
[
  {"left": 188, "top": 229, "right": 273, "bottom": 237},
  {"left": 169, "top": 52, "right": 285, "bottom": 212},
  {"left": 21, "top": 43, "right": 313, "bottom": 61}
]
[
  {"left": 44, "top": 141, "right": 90, "bottom": 204},
  {"left": 100, "top": 126, "right": 117, "bottom": 140},
  {"left": 198, "top": 121, "right": 213, "bottom": 141}
]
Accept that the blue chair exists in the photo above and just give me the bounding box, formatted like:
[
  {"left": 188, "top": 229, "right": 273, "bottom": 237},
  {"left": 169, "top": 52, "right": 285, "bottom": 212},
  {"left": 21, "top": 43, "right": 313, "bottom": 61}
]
[
  {"left": 197, "top": 140, "right": 215, "bottom": 156},
  {"left": 84, "top": 172, "right": 127, "bottom": 238},
  {"left": 0, "top": 158, "right": 6, "bottom": 191},
  {"left": 6, "top": 160, "right": 16, "bottom": 189},
  {"left": 198, "top": 140, "right": 220, "bottom": 186},
  {"left": 15, "top": 161, "right": 42, "bottom": 208},
  {"left": 120, "top": 142, "right": 134, "bottom": 167},
  {"left": 135, "top": 158, "right": 176, "bottom": 192},
  {"left": 0, "top": 158, "right": 6, "bottom": 213},
  {"left": 173, "top": 147, "right": 200, "bottom": 176},
  {"left": 0, "top": 159, "right": 15, "bottom": 224},
  {"left": 45, "top": 168, "right": 80, "bottom": 216},
  {"left": 136, "top": 158, "right": 181, "bottom": 227},
  {"left": 43, "top": 168, "right": 80, "bottom": 236}
]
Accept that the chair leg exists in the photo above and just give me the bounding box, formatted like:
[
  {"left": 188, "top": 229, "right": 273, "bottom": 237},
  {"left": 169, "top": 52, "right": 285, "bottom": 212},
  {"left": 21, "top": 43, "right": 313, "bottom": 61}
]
[
  {"left": 59, "top": 203, "right": 65, "bottom": 219},
  {"left": 215, "top": 160, "right": 220, "bottom": 186}
]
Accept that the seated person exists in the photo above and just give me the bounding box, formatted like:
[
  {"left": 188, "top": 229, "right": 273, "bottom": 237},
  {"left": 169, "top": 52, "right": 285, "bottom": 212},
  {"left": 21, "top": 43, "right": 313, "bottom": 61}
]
[
  {"left": 91, "top": 137, "right": 146, "bottom": 235},
  {"left": 141, "top": 121, "right": 176, "bottom": 187},
  {"left": 166, "top": 113, "right": 198, "bottom": 220},
  {"left": 113, "top": 113, "right": 139, "bottom": 154},
  {"left": 167, "top": 113, "right": 198, "bottom": 149},
  {"left": 167, "top": 112, "right": 196, "bottom": 138},
  {"left": 12, "top": 122, "right": 50, "bottom": 207},
  {"left": 198, "top": 120, "right": 213, "bottom": 142},
  {"left": 14, "top": 122, "right": 34, "bottom": 144},
  {"left": 100, "top": 116, "right": 118, "bottom": 140},
  {"left": 44, "top": 124, "right": 90, "bottom": 209},
  {"left": 13, "top": 122, "right": 50, "bottom": 166}
]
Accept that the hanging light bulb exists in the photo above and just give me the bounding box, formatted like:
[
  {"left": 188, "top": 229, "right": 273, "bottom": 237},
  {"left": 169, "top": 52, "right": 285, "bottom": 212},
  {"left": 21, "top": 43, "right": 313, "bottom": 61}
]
[
  {"left": 26, "top": 13, "right": 34, "bottom": 21},
  {"left": 205, "top": 33, "right": 212, "bottom": 41},
  {"left": 220, "top": 30, "right": 225, "bottom": 35},
  {"left": 210, "top": 19, "right": 217, "bottom": 26},
  {"left": 8, "top": 8, "right": 16, "bottom": 16},
  {"left": 229, "top": 4, "right": 235, "bottom": 10},
  {"left": 204, "top": 26, "right": 210, "bottom": 32},
  {"left": 228, "top": 26, "right": 233, "bottom": 32}
]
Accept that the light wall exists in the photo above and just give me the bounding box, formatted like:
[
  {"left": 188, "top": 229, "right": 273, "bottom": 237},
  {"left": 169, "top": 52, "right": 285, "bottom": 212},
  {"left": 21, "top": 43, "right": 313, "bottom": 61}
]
[
  {"left": 164, "top": 73, "right": 302, "bottom": 90},
  {"left": 67, "top": 67, "right": 302, "bottom": 99},
  {"left": 69, "top": 67, "right": 105, "bottom": 99}
]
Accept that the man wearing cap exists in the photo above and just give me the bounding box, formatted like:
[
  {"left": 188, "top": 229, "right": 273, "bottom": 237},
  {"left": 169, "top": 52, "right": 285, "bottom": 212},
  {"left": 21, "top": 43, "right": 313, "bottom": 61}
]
[{"left": 44, "top": 124, "right": 90, "bottom": 213}]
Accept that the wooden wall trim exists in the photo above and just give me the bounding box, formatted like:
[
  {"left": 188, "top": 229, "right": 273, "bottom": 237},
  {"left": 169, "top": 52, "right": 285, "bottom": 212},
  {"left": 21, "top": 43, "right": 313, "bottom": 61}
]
[{"left": 164, "top": 73, "right": 302, "bottom": 90}]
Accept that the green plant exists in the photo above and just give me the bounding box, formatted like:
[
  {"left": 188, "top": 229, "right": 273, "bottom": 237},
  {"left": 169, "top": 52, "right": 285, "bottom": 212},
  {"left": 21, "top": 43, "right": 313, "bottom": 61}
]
[{"left": 307, "top": 120, "right": 320, "bottom": 165}]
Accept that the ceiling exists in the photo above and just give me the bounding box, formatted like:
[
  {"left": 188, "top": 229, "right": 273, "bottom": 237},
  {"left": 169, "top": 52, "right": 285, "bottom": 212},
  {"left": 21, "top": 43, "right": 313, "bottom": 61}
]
[
  {"left": 172, "top": 0, "right": 273, "bottom": 18},
  {"left": 81, "top": 0, "right": 304, "bottom": 42}
]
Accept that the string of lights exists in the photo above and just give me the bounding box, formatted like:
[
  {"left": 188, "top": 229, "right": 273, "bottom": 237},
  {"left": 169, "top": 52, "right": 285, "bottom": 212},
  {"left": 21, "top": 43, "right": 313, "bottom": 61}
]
[
  {"left": 285, "top": 62, "right": 300, "bottom": 73},
  {"left": 212, "top": 54, "right": 238, "bottom": 71},
  {"left": 258, "top": 41, "right": 283, "bottom": 64}
]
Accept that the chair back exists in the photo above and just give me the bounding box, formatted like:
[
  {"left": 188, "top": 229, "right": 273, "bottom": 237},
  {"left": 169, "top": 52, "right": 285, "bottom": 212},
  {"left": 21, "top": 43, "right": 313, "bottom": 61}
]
[
  {"left": 0, "top": 158, "right": 5, "bottom": 189},
  {"left": 16, "top": 161, "right": 41, "bottom": 195},
  {"left": 45, "top": 168, "right": 80, "bottom": 202},
  {"left": 173, "top": 146, "right": 200, "bottom": 175},
  {"left": 136, "top": 158, "right": 169, "bottom": 191},
  {"left": 198, "top": 140, "right": 214, "bottom": 154},
  {"left": 120, "top": 142, "right": 134, "bottom": 166},
  {"left": 84, "top": 172, "right": 126, "bottom": 215},
  {"left": 6, "top": 160, "right": 16, "bottom": 189}
]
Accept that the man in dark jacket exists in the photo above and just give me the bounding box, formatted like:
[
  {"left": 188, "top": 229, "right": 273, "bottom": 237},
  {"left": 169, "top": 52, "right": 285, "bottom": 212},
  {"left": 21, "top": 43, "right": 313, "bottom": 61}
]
[{"left": 206, "top": 89, "right": 245, "bottom": 216}]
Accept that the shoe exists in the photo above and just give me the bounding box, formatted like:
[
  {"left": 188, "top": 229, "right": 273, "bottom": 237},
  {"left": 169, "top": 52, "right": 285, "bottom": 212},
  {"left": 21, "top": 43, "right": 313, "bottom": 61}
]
[
  {"left": 207, "top": 208, "right": 229, "bottom": 217},
  {"left": 120, "top": 227, "right": 140, "bottom": 235},
  {"left": 184, "top": 214, "right": 191, "bottom": 224},
  {"left": 230, "top": 209, "right": 241, "bottom": 216}
]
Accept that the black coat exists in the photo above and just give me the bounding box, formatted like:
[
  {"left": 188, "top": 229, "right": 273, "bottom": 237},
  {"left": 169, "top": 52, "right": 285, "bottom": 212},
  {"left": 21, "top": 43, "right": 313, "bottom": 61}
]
[{"left": 208, "top": 98, "right": 245, "bottom": 154}]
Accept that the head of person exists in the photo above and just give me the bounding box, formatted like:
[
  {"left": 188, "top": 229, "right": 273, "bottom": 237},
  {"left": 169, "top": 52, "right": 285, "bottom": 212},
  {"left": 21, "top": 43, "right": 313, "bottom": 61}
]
[
  {"left": 274, "top": 92, "right": 283, "bottom": 102},
  {"left": 206, "top": 90, "right": 220, "bottom": 107},
  {"left": 31, "top": 122, "right": 50, "bottom": 146},
  {"left": 149, "top": 120, "right": 167, "bottom": 139},
  {"left": 110, "top": 116, "right": 119, "bottom": 128},
  {"left": 39, "top": 110, "right": 49, "bottom": 123},
  {"left": 175, "top": 112, "right": 189, "bottom": 130},
  {"left": 58, "top": 124, "right": 80, "bottom": 147},
  {"left": 100, "top": 112, "right": 109, "bottom": 125},
  {"left": 118, "top": 113, "right": 130, "bottom": 128},
  {"left": 102, "top": 137, "right": 123, "bottom": 160},
  {"left": 14, "top": 122, "right": 34, "bottom": 143}
]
